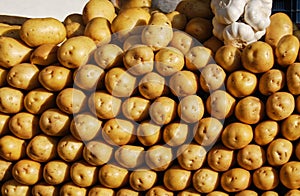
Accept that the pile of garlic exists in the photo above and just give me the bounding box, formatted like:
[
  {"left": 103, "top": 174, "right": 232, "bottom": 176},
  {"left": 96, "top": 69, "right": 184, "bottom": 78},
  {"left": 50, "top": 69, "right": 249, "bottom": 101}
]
[{"left": 211, "top": 0, "right": 272, "bottom": 48}]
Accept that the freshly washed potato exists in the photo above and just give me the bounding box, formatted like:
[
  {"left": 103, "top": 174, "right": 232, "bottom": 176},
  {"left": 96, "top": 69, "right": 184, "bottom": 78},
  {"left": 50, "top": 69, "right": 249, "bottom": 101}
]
[
  {"left": 30, "top": 44, "right": 58, "bottom": 66},
  {"left": 221, "top": 168, "right": 251, "bottom": 193},
  {"left": 6, "top": 63, "right": 40, "bottom": 90},
  {"left": 1, "top": 179, "right": 30, "bottom": 196},
  {"left": 166, "top": 11, "right": 187, "bottom": 30},
  {"left": 111, "top": 8, "right": 150, "bottom": 41},
  {"left": 185, "top": 17, "right": 213, "bottom": 42},
  {"left": 149, "top": 96, "right": 177, "bottom": 125},
  {"left": 119, "top": 0, "right": 151, "bottom": 9},
  {"left": 0, "top": 36, "right": 32, "bottom": 68},
  {"left": 94, "top": 43, "right": 123, "bottom": 69},
  {"left": 175, "top": 0, "right": 213, "bottom": 19},
  {"left": 275, "top": 34, "right": 299, "bottom": 66},
  {"left": 280, "top": 161, "right": 300, "bottom": 189},
  {"left": 259, "top": 69, "right": 285, "bottom": 95},
  {"left": 137, "top": 120, "right": 162, "bottom": 146},
  {"left": 185, "top": 46, "right": 213, "bottom": 71},
  {"left": 265, "top": 12, "right": 293, "bottom": 48},
  {"left": 254, "top": 120, "right": 279, "bottom": 146},
  {"left": 178, "top": 188, "right": 203, "bottom": 196},
  {"left": 122, "top": 96, "right": 150, "bottom": 122},
  {"left": 145, "top": 145, "right": 173, "bottom": 171},
  {"left": 207, "top": 191, "right": 229, "bottom": 196},
  {"left": 82, "top": 0, "right": 116, "bottom": 24},
  {"left": 163, "top": 166, "right": 192, "bottom": 191},
  {"left": 129, "top": 169, "right": 157, "bottom": 191},
  {"left": 88, "top": 186, "right": 115, "bottom": 196},
  {"left": 0, "top": 135, "right": 26, "bottom": 161},
  {"left": 123, "top": 35, "right": 142, "bottom": 51},
  {"left": 70, "top": 161, "right": 98, "bottom": 187},
  {"left": 192, "top": 168, "right": 219, "bottom": 193},
  {"left": 31, "top": 182, "right": 59, "bottom": 196},
  {"left": 237, "top": 144, "right": 266, "bottom": 170},
  {"left": 169, "top": 31, "right": 194, "bottom": 55},
  {"left": 0, "top": 87, "right": 24, "bottom": 114},
  {"left": 163, "top": 122, "right": 188, "bottom": 147},
  {"left": 60, "top": 182, "right": 87, "bottom": 196},
  {"left": 253, "top": 166, "right": 279, "bottom": 191},
  {"left": 203, "top": 36, "right": 224, "bottom": 54},
  {"left": 43, "top": 160, "right": 70, "bottom": 185},
  {"left": 64, "top": 13, "right": 85, "bottom": 38},
  {"left": 146, "top": 186, "right": 174, "bottom": 196},
  {"left": 98, "top": 164, "right": 129, "bottom": 189},
  {"left": 200, "top": 63, "right": 226, "bottom": 92},
  {"left": 115, "top": 145, "right": 145, "bottom": 169},
  {"left": 267, "top": 138, "right": 293, "bottom": 166},
  {"left": 0, "top": 24, "right": 20, "bottom": 39},
  {"left": 57, "top": 36, "right": 96, "bottom": 69},
  {"left": 281, "top": 114, "right": 300, "bottom": 141},
  {"left": 9, "top": 112, "right": 39, "bottom": 139},
  {"left": 83, "top": 140, "right": 114, "bottom": 166},
  {"left": 12, "top": 159, "right": 42, "bottom": 185},
  {"left": 116, "top": 188, "right": 140, "bottom": 196},
  {"left": 178, "top": 95, "right": 204, "bottom": 123},
  {"left": 39, "top": 108, "right": 71, "bottom": 136},
  {"left": 215, "top": 45, "right": 242, "bottom": 72},
  {"left": 20, "top": 17, "right": 66, "bottom": 47},
  {"left": 287, "top": 63, "right": 300, "bottom": 95},
  {"left": 235, "top": 190, "right": 258, "bottom": 196},
  {"left": 0, "top": 113, "right": 10, "bottom": 136},
  {"left": 38, "top": 65, "right": 72, "bottom": 91},
  {"left": 207, "top": 144, "right": 235, "bottom": 172},
  {"left": 0, "top": 159, "right": 12, "bottom": 181},
  {"left": 84, "top": 17, "right": 111, "bottom": 45},
  {"left": 57, "top": 135, "right": 84, "bottom": 162},
  {"left": 56, "top": 88, "right": 87, "bottom": 114},
  {"left": 169, "top": 70, "right": 198, "bottom": 97}
]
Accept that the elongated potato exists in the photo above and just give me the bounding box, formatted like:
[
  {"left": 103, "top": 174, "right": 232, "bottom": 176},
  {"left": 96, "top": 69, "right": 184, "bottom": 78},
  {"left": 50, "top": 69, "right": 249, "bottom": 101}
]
[
  {"left": 20, "top": 17, "right": 66, "bottom": 47},
  {"left": 82, "top": 0, "right": 116, "bottom": 24}
]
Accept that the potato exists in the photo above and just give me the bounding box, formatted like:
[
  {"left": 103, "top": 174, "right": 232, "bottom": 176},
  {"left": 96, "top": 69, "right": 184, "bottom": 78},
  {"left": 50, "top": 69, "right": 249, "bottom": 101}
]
[
  {"left": 149, "top": 96, "right": 177, "bottom": 125},
  {"left": 185, "top": 46, "right": 213, "bottom": 71},
  {"left": 43, "top": 160, "right": 70, "bottom": 185},
  {"left": 60, "top": 182, "right": 87, "bottom": 196},
  {"left": 267, "top": 138, "right": 293, "bottom": 166},
  {"left": 280, "top": 161, "right": 300, "bottom": 189},
  {"left": 84, "top": 17, "right": 111, "bottom": 45},
  {"left": 119, "top": 0, "right": 152, "bottom": 9},
  {"left": 166, "top": 11, "right": 187, "bottom": 30},
  {"left": 235, "top": 190, "right": 258, "bottom": 196},
  {"left": 215, "top": 45, "right": 242, "bottom": 72},
  {"left": 122, "top": 96, "right": 150, "bottom": 122},
  {"left": 163, "top": 122, "right": 188, "bottom": 147},
  {"left": 281, "top": 114, "right": 300, "bottom": 141},
  {"left": 0, "top": 67, "right": 8, "bottom": 87},
  {"left": 57, "top": 135, "right": 84, "bottom": 162},
  {"left": 0, "top": 159, "right": 13, "bottom": 181},
  {"left": 265, "top": 13, "right": 293, "bottom": 48},
  {"left": 7, "top": 63, "right": 40, "bottom": 90},
  {"left": 57, "top": 36, "right": 96, "bottom": 69},
  {"left": 129, "top": 169, "right": 157, "bottom": 191},
  {"left": 117, "top": 188, "right": 140, "bottom": 196},
  {"left": 12, "top": 159, "right": 42, "bottom": 185},
  {"left": 192, "top": 168, "right": 219, "bottom": 193},
  {"left": 0, "top": 36, "right": 32, "bottom": 68},
  {"left": 146, "top": 186, "right": 174, "bottom": 196},
  {"left": 259, "top": 69, "right": 285, "bottom": 95},
  {"left": 237, "top": 144, "right": 266, "bottom": 170},
  {"left": 169, "top": 31, "right": 194, "bottom": 55},
  {"left": 287, "top": 63, "right": 300, "bottom": 95},
  {"left": 0, "top": 135, "right": 26, "bottom": 161},
  {"left": 253, "top": 166, "right": 279, "bottom": 190},
  {"left": 1, "top": 179, "right": 30, "bottom": 196},
  {"left": 221, "top": 168, "right": 251, "bottom": 193},
  {"left": 275, "top": 34, "right": 299, "bottom": 66},
  {"left": 185, "top": 17, "right": 213, "bottom": 42},
  {"left": 207, "top": 191, "right": 229, "bottom": 196},
  {"left": 111, "top": 8, "right": 150, "bottom": 40},
  {"left": 56, "top": 88, "right": 87, "bottom": 114},
  {"left": 0, "top": 24, "right": 20, "bottom": 39},
  {"left": 64, "top": 13, "right": 85, "bottom": 38},
  {"left": 164, "top": 166, "right": 192, "bottom": 191},
  {"left": 123, "top": 35, "right": 142, "bottom": 51},
  {"left": 9, "top": 112, "right": 39, "bottom": 139},
  {"left": 178, "top": 95, "right": 204, "bottom": 123},
  {"left": 115, "top": 145, "right": 145, "bottom": 169},
  {"left": 145, "top": 145, "right": 173, "bottom": 171},
  {"left": 20, "top": 17, "right": 66, "bottom": 47},
  {"left": 254, "top": 120, "right": 279, "bottom": 146},
  {"left": 70, "top": 161, "right": 98, "bottom": 187},
  {"left": 30, "top": 44, "right": 58, "bottom": 66},
  {"left": 0, "top": 113, "right": 10, "bottom": 136},
  {"left": 94, "top": 43, "right": 123, "bottom": 69},
  {"left": 31, "top": 182, "right": 59, "bottom": 196},
  {"left": 137, "top": 121, "right": 162, "bottom": 146},
  {"left": 169, "top": 70, "right": 198, "bottom": 97},
  {"left": 175, "top": 0, "right": 213, "bottom": 19},
  {"left": 83, "top": 140, "right": 114, "bottom": 166},
  {"left": 207, "top": 144, "right": 234, "bottom": 172},
  {"left": 200, "top": 63, "right": 226, "bottom": 92},
  {"left": 98, "top": 164, "right": 129, "bottom": 189},
  {"left": 82, "top": 0, "right": 116, "bottom": 24},
  {"left": 0, "top": 87, "right": 24, "bottom": 114},
  {"left": 88, "top": 186, "right": 115, "bottom": 196},
  {"left": 203, "top": 36, "right": 224, "bottom": 54}
]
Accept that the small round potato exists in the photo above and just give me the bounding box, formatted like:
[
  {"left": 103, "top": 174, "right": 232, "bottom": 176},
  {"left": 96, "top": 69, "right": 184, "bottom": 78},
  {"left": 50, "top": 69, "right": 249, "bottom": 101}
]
[
  {"left": 0, "top": 159, "right": 12, "bottom": 181},
  {"left": 102, "top": 118, "right": 136, "bottom": 146},
  {"left": 192, "top": 168, "right": 219, "bottom": 193},
  {"left": 43, "top": 160, "right": 70, "bottom": 185},
  {"left": 105, "top": 67, "right": 137, "bottom": 98},
  {"left": 70, "top": 161, "right": 98, "bottom": 187},
  {"left": 267, "top": 138, "right": 293, "bottom": 166},
  {"left": 116, "top": 188, "right": 140, "bottom": 196},
  {"left": 138, "top": 72, "right": 168, "bottom": 100},
  {"left": 287, "top": 63, "right": 300, "bottom": 95},
  {"left": 123, "top": 44, "right": 154, "bottom": 76},
  {"left": 9, "top": 112, "right": 39, "bottom": 139},
  {"left": 146, "top": 186, "right": 174, "bottom": 196},
  {"left": 0, "top": 135, "right": 26, "bottom": 161},
  {"left": 84, "top": 17, "right": 111, "bottom": 45},
  {"left": 31, "top": 182, "right": 59, "bottom": 196},
  {"left": 206, "top": 90, "right": 236, "bottom": 119},
  {"left": 226, "top": 70, "right": 257, "bottom": 98},
  {"left": 176, "top": 143, "right": 207, "bottom": 171},
  {"left": 39, "top": 108, "right": 71, "bottom": 136},
  {"left": 145, "top": 145, "right": 173, "bottom": 171},
  {"left": 56, "top": 88, "right": 87, "bottom": 114},
  {"left": 24, "top": 88, "right": 56, "bottom": 114},
  {"left": 259, "top": 69, "right": 285, "bottom": 95},
  {"left": 70, "top": 112, "right": 102, "bottom": 141},
  {"left": 254, "top": 120, "right": 279, "bottom": 146},
  {"left": 0, "top": 36, "right": 32, "bottom": 68},
  {"left": 163, "top": 122, "right": 188, "bottom": 147},
  {"left": 73, "top": 64, "right": 105, "bottom": 91},
  {"left": 154, "top": 46, "right": 184, "bottom": 76},
  {"left": 175, "top": 0, "right": 213, "bottom": 19},
  {"left": 285, "top": 189, "right": 300, "bottom": 196},
  {"left": 1, "top": 179, "right": 30, "bottom": 196},
  {"left": 60, "top": 182, "right": 87, "bottom": 196},
  {"left": 20, "top": 17, "right": 66, "bottom": 47},
  {"left": 276, "top": 34, "right": 299, "bottom": 66},
  {"left": 166, "top": 11, "right": 187, "bottom": 30},
  {"left": 185, "top": 46, "right": 213, "bottom": 71},
  {"left": 129, "top": 169, "right": 157, "bottom": 191},
  {"left": 83, "top": 140, "right": 114, "bottom": 166},
  {"left": 207, "top": 191, "right": 229, "bottom": 196},
  {"left": 253, "top": 166, "right": 279, "bottom": 190},
  {"left": 136, "top": 120, "right": 162, "bottom": 146},
  {"left": 177, "top": 188, "right": 201, "bottom": 196},
  {"left": 57, "top": 135, "right": 84, "bottom": 162},
  {"left": 185, "top": 17, "right": 212, "bottom": 42},
  {"left": 200, "top": 63, "right": 226, "bottom": 92},
  {"left": 88, "top": 91, "right": 122, "bottom": 120},
  {"left": 242, "top": 41, "right": 274, "bottom": 73},
  {"left": 221, "top": 168, "right": 251, "bottom": 193},
  {"left": 169, "top": 31, "right": 194, "bottom": 55},
  {"left": 163, "top": 166, "right": 192, "bottom": 191},
  {"left": 94, "top": 43, "right": 123, "bottom": 69},
  {"left": 281, "top": 114, "right": 300, "bottom": 141},
  {"left": 261, "top": 191, "right": 279, "bottom": 196},
  {"left": 38, "top": 65, "right": 72, "bottom": 92},
  {"left": 123, "top": 35, "right": 142, "bottom": 51},
  {"left": 30, "top": 43, "right": 59, "bottom": 66},
  {"left": 215, "top": 45, "right": 242, "bottom": 72},
  {"left": 193, "top": 117, "right": 223, "bottom": 147},
  {"left": 203, "top": 36, "right": 224, "bottom": 54},
  {"left": 221, "top": 122, "right": 253, "bottom": 150},
  {"left": 149, "top": 96, "right": 177, "bottom": 125},
  {"left": 82, "top": 0, "right": 116, "bottom": 24},
  {"left": 115, "top": 145, "right": 145, "bottom": 169},
  {"left": 207, "top": 144, "right": 235, "bottom": 172},
  {"left": 64, "top": 13, "right": 85, "bottom": 38},
  {"left": 6, "top": 63, "right": 40, "bottom": 90},
  {"left": 12, "top": 159, "right": 42, "bottom": 185},
  {"left": 26, "top": 134, "right": 57, "bottom": 162},
  {"left": 178, "top": 95, "right": 204, "bottom": 123},
  {"left": 88, "top": 186, "right": 115, "bottom": 196},
  {"left": 266, "top": 92, "right": 295, "bottom": 121},
  {"left": 0, "top": 87, "right": 24, "bottom": 114},
  {"left": 57, "top": 36, "right": 97, "bottom": 69},
  {"left": 169, "top": 70, "right": 198, "bottom": 97},
  {"left": 235, "top": 190, "right": 258, "bottom": 196},
  {"left": 122, "top": 96, "right": 150, "bottom": 122},
  {"left": 98, "top": 163, "right": 129, "bottom": 189},
  {"left": 280, "top": 161, "right": 300, "bottom": 189},
  {"left": 237, "top": 144, "right": 266, "bottom": 170}
]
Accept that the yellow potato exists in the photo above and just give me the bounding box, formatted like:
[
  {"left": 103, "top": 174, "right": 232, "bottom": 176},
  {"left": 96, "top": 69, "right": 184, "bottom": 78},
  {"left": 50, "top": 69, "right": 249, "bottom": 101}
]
[
  {"left": 82, "top": 0, "right": 116, "bottom": 24},
  {"left": 20, "top": 17, "right": 66, "bottom": 47},
  {"left": 84, "top": 17, "right": 111, "bottom": 45},
  {"left": 119, "top": 0, "right": 152, "bottom": 9},
  {"left": 0, "top": 36, "right": 32, "bottom": 68},
  {"left": 185, "top": 17, "right": 213, "bottom": 42},
  {"left": 64, "top": 13, "right": 85, "bottom": 38},
  {"left": 175, "top": 0, "right": 213, "bottom": 19},
  {"left": 275, "top": 34, "right": 299, "bottom": 66},
  {"left": 30, "top": 43, "right": 59, "bottom": 66},
  {"left": 0, "top": 24, "right": 20, "bottom": 39},
  {"left": 166, "top": 11, "right": 187, "bottom": 30}
]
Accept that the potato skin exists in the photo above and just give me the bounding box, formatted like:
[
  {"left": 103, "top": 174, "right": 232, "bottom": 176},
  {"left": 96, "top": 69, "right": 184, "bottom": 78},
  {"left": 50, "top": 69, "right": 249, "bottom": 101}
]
[
  {"left": 20, "top": 17, "right": 66, "bottom": 47},
  {"left": 82, "top": 0, "right": 116, "bottom": 24}
]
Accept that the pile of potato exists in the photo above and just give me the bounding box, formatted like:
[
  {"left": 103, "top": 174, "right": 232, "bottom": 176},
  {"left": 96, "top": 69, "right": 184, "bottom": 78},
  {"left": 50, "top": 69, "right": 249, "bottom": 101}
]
[{"left": 1, "top": 0, "right": 300, "bottom": 195}]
